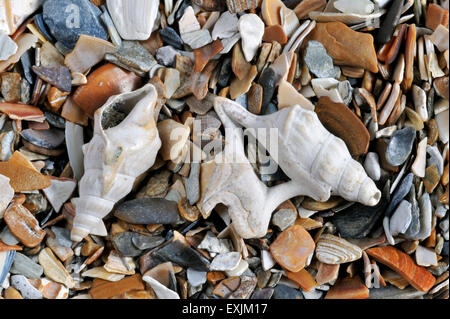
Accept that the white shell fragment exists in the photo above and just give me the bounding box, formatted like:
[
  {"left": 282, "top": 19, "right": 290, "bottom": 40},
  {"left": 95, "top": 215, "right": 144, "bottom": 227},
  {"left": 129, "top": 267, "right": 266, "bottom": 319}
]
[
  {"left": 65, "top": 122, "right": 85, "bottom": 181},
  {"left": 278, "top": 80, "right": 315, "bottom": 111},
  {"left": 65, "top": 35, "right": 116, "bottom": 74},
  {"left": 415, "top": 245, "right": 438, "bottom": 267},
  {"left": 238, "top": 14, "right": 265, "bottom": 62},
  {"left": 334, "top": 0, "right": 375, "bottom": 15},
  {"left": 142, "top": 275, "right": 180, "bottom": 299},
  {"left": 212, "top": 11, "right": 239, "bottom": 40},
  {"left": 364, "top": 152, "right": 381, "bottom": 181},
  {"left": 71, "top": 84, "right": 162, "bottom": 242},
  {"left": 178, "top": 6, "right": 200, "bottom": 35},
  {"left": 412, "top": 85, "right": 428, "bottom": 122},
  {"left": 411, "top": 137, "right": 427, "bottom": 178},
  {"left": 429, "top": 24, "right": 449, "bottom": 52},
  {"left": 0, "top": 31, "right": 18, "bottom": 61},
  {"left": 181, "top": 29, "right": 212, "bottom": 49},
  {"left": 106, "top": 0, "right": 158, "bottom": 40},
  {"left": 0, "top": 0, "right": 43, "bottom": 35},
  {"left": 43, "top": 178, "right": 77, "bottom": 213},
  {"left": 0, "top": 174, "right": 14, "bottom": 219},
  {"left": 311, "top": 78, "right": 344, "bottom": 103}
]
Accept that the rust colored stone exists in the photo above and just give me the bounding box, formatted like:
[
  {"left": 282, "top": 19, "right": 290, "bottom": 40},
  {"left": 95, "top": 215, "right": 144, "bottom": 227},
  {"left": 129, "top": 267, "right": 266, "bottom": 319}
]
[
  {"left": 315, "top": 97, "right": 370, "bottom": 156},
  {"left": 366, "top": 246, "right": 436, "bottom": 292},
  {"left": 308, "top": 22, "right": 378, "bottom": 73},
  {"left": 89, "top": 274, "right": 145, "bottom": 299},
  {"left": 325, "top": 277, "right": 369, "bottom": 299},
  {"left": 385, "top": 24, "right": 408, "bottom": 65},
  {"left": 269, "top": 225, "right": 315, "bottom": 272},
  {"left": 426, "top": 4, "right": 449, "bottom": 30},
  {"left": 442, "top": 163, "right": 449, "bottom": 186},
  {"left": 60, "top": 98, "right": 89, "bottom": 126},
  {"left": 424, "top": 165, "right": 440, "bottom": 193},
  {"left": 402, "top": 24, "right": 416, "bottom": 92},
  {"left": 286, "top": 269, "right": 317, "bottom": 291},
  {"left": 232, "top": 42, "right": 252, "bottom": 81},
  {"left": 28, "top": 121, "right": 50, "bottom": 131},
  {"left": 0, "top": 103, "right": 45, "bottom": 122},
  {"left": 427, "top": 119, "right": 439, "bottom": 145},
  {"left": 4, "top": 203, "right": 46, "bottom": 248},
  {"left": 0, "top": 151, "right": 51, "bottom": 192},
  {"left": 315, "top": 262, "right": 340, "bottom": 285},
  {"left": 439, "top": 186, "right": 449, "bottom": 205},
  {"left": 207, "top": 271, "right": 226, "bottom": 285},
  {"left": 178, "top": 197, "right": 200, "bottom": 222},
  {"left": 0, "top": 241, "right": 23, "bottom": 252},
  {"left": 263, "top": 25, "right": 287, "bottom": 45},
  {"left": 47, "top": 87, "right": 70, "bottom": 112},
  {"left": 72, "top": 64, "right": 142, "bottom": 117},
  {"left": 4, "top": 287, "right": 23, "bottom": 299},
  {"left": 294, "top": 0, "right": 327, "bottom": 19}
]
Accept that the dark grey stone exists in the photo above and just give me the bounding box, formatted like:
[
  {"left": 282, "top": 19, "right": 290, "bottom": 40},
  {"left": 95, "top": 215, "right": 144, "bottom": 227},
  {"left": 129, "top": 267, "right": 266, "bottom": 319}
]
[
  {"left": 332, "top": 198, "right": 387, "bottom": 238},
  {"left": 404, "top": 185, "right": 421, "bottom": 239},
  {"left": 43, "top": 0, "right": 108, "bottom": 49},
  {"left": 114, "top": 198, "right": 180, "bottom": 225},
  {"left": 20, "top": 128, "right": 65, "bottom": 150},
  {"left": 10, "top": 252, "right": 44, "bottom": 279},
  {"left": 35, "top": 13, "right": 55, "bottom": 42},
  {"left": 376, "top": 0, "right": 405, "bottom": 44},
  {"left": 156, "top": 46, "right": 179, "bottom": 67},
  {"left": 442, "top": 241, "right": 449, "bottom": 256},
  {"left": 369, "top": 285, "right": 425, "bottom": 299},
  {"left": 251, "top": 288, "right": 274, "bottom": 299},
  {"left": 32, "top": 66, "right": 72, "bottom": 92},
  {"left": 386, "top": 127, "right": 416, "bottom": 166},
  {"left": 153, "top": 235, "right": 210, "bottom": 271},
  {"left": 0, "top": 250, "right": 15, "bottom": 286},
  {"left": 160, "top": 27, "right": 184, "bottom": 50},
  {"left": 112, "top": 232, "right": 142, "bottom": 257},
  {"left": 105, "top": 41, "right": 157, "bottom": 74},
  {"left": 131, "top": 233, "right": 165, "bottom": 250},
  {"left": 272, "top": 284, "right": 303, "bottom": 299},
  {"left": 20, "top": 49, "right": 34, "bottom": 85},
  {"left": 304, "top": 40, "right": 336, "bottom": 78},
  {"left": 385, "top": 173, "right": 414, "bottom": 217},
  {"left": 259, "top": 67, "right": 276, "bottom": 107}
]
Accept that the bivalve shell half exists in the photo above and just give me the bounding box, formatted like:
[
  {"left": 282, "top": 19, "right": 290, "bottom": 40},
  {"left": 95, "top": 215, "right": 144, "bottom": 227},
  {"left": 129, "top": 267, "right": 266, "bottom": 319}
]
[{"left": 315, "top": 234, "right": 362, "bottom": 264}]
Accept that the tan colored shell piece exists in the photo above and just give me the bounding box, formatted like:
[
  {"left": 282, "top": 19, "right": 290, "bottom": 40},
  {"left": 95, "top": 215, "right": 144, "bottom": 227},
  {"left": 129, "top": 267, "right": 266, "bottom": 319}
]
[
  {"left": 316, "top": 234, "right": 363, "bottom": 264},
  {"left": 70, "top": 84, "right": 162, "bottom": 242}
]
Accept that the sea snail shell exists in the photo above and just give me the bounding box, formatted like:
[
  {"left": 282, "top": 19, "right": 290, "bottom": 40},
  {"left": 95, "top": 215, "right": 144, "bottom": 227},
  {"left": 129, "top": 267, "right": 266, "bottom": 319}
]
[
  {"left": 219, "top": 97, "right": 382, "bottom": 207},
  {"left": 70, "top": 84, "right": 161, "bottom": 242}
]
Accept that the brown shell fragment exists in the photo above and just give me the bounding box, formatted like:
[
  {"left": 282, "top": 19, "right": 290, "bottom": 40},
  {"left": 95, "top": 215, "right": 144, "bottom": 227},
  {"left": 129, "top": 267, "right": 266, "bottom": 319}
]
[
  {"left": 402, "top": 24, "right": 416, "bottom": 92},
  {"left": 178, "top": 197, "right": 200, "bottom": 222},
  {"left": 4, "top": 203, "right": 46, "bottom": 248},
  {"left": 0, "top": 103, "right": 45, "bottom": 122},
  {"left": 294, "top": 0, "right": 327, "bottom": 20},
  {"left": 426, "top": 4, "right": 449, "bottom": 31},
  {"left": 247, "top": 83, "right": 263, "bottom": 115},
  {"left": 263, "top": 25, "right": 287, "bottom": 45},
  {"left": 190, "top": 60, "right": 219, "bottom": 100},
  {"left": 315, "top": 97, "right": 370, "bottom": 156},
  {"left": 89, "top": 274, "right": 145, "bottom": 299},
  {"left": 194, "top": 40, "right": 223, "bottom": 73},
  {"left": 230, "top": 65, "right": 258, "bottom": 99},
  {"left": 72, "top": 63, "right": 142, "bottom": 117},
  {"left": 308, "top": 22, "right": 378, "bottom": 73}
]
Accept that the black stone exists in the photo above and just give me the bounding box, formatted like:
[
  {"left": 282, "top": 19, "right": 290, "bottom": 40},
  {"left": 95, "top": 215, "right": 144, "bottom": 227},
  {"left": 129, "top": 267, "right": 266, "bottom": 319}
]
[
  {"left": 218, "top": 57, "right": 232, "bottom": 87},
  {"left": 153, "top": 234, "right": 210, "bottom": 271},
  {"left": 386, "top": 127, "right": 416, "bottom": 166},
  {"left": 159, "top": 27, "right": 184, "bottom": 50},
  {"left": 20, "top": 49, "right": 35, "bottom": 85},
  {"left": 385, "top": 173, "right": 414, "bottom": 217},
  {"left": 32, "top": 66, "right": 72, "bottom": 92},
  {"left": 45, "top": 111, "right": 66, "bottom": 129},
  {"left": 376, "top": 0, "right": 405, "bottom": 44},
  {"left": 43, "top": 0, "right": 108, "bottom": 49},
  {"left": 20, "top": 128, "right": 65, "bottom": 150},
  {"left": 272, "top": 284, "right": 303, "bottom": 299},
  {"left": 112, "top": 232, "right": 142, "bottom": 257},
  {"left": 114, "top": 198, "right": 180, "bottom": 225},
  {"left": 258, "top": 67, "right": 276, "bottom": 107},
  {"left": 332, "top": 197, "right": 387, "bottom": 238}
]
